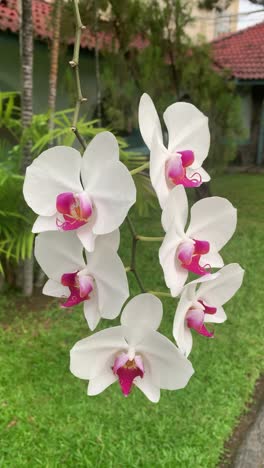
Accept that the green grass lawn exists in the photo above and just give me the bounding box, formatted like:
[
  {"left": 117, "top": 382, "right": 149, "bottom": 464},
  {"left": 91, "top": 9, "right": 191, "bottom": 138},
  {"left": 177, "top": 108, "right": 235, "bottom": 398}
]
[{"left": 0, "top": 174, "right": 263, "bottom": 467}]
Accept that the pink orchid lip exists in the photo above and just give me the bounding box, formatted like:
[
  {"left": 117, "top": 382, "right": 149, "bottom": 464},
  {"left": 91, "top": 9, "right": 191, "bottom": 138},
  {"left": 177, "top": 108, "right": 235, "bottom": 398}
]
[
  {"left": 198, "top": 299, "right": 217, "bottom": 315},
  {"left": 61, "top": 271, "right": 94, "bottom": 308},
  {"left": 177, "top": 239, "right": 210, "bottom": 275},
  {"left": 56, "top": 191, "right": 93, "bottom": 231},
  {"left": 165, "top": 151, "right": 202, "bottom": 188},
  {"left": 113, "top": 353, "right": 144, "bottom": 397},
  {"left": 186, "top": 307, "right": 214, "bottom": 338}
]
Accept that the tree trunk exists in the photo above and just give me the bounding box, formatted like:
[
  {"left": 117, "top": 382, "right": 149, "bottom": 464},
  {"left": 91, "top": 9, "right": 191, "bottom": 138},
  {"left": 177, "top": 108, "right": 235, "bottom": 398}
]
[
  {"left": 0, "top": 273, "right": 4, "bottom": 293},
  {"left": 94, "top": 0, "right": 102, "bottom": 126},
  {"left": 48, "top": 0, "right": 62, "bottom": 136},
  {"left": 20, "top": 0, "right": 34, "bottom": 296},
  {"left": 20, "top": 0, "right": 33, "bottom": 173},
  {"left": 30, "top": 0, "right": 62, "bottom": 290}
]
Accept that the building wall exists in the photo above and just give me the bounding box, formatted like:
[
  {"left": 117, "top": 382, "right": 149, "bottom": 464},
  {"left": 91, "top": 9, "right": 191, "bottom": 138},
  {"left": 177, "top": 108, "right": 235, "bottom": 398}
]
[
  {"left": 0, "top": 32, "right": 97, "bottom": 116},
  {"left": 149, "top": 0, "right": 239, "bottom": 42},
  {"left": 186, "top": 0, "right": 239, "bottom": 41}
]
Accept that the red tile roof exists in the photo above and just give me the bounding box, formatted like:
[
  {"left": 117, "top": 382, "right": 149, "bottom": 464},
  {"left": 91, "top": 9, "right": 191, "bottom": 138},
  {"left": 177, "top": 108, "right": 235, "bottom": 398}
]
[
  {"left": 212, "top": 21, "right": 264, "bottom": 80},
  {"left": 1, "top": 0, "right": 263, "bottom": 81},
  {"left": 0, "top": 0, "right": 148, "bottom": 50},
  {"left": 0, "top": 0, "right": 116, "bottom": 49}
]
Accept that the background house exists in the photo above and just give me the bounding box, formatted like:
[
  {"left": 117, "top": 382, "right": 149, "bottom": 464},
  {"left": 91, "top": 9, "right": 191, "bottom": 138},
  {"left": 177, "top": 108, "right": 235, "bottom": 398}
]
[
  {"left": 0, "top": 0, "right": 263, "bottom": 165},
  {"left": 0, "top": 0, "right": 99, "bottom": 115},
  {"left": 212, "top": 21, "right": 264, "bottom": 165},
  {"left": 186, "top": 0, "right": 239, "bottom": 40}
]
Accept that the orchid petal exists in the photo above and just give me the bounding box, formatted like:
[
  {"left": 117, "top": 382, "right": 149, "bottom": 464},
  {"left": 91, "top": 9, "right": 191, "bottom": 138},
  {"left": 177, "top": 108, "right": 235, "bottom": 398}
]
[
  {"left": 186, "top": 166, "right": 210, "bottom": 183},
  {"left": 83, "top": 296, "right": 101, "bottom": 331},
  {"left": 150, "top": 132, "right": 171, "bottom": 208},
  {"left": 161, "top": 185, "right": 188, "bottom": 234},
  {"left": 137, "top": 330, "right": 194, "bottom": 390},
  {"left": 205, "top": 305, "right": 227, "bottom": 324},
  {"left": 35, "top": 231, "right": 84, "bottom": 283},
  {"left": 76, "top": 224, "right": 96, "bottom": 252},
  {"left": 86, "top": 246, "right": 129, "bottom": 320},
  {"left": 32, "top": 215, "right": 57, "bottom": 233},
  {"left": 166, "top": 156, "right": 185, "bottom": 184},
  {"left": 112, "top": 352, "right": 129, "bottom": 373},
  {"left": 87, "top": 370, "right": 117, "bottom": 396},
  {"left": 23, "top": 146, "right": 82, "bottom": 216},
  {"left": 115, "top": 361, "right": 144, "bottom": 396},
  {"left": 70, "top": 326, "right": 127, "bottom": 380},
  {"left": 81, "top": 132, "right": 119, "bottom": 189},
  {"left": 198, "top": 263, "right": 244, "bottom": 307},
  {"left": 178, "top": 241, "right": 195, "bottom": 265},
  {"left": 184, "top": 272, "right": 219, "bottom": 292},
  {"left": 121, "top": 293, "right": 163, "bottom": 331},
  {"left": 180, "top": 150, "right": 195, "bottom": 167},
  {"left": 202, "top": 251, "right": 224, "bottom": 268},
  {"left": 187, "top": 197, "right": 237, "bottom": 251},
  {"left": 80, "top": 132, "right": 136, "bottom": 235},
  {"left": 134, "top": 367, "right": 160, "bottom": 403},
  {"left": 173, "top": 287, "right": 194, "bottom": 356},
  {"left": 88, "top": 161, "right": 136, "bottom": 235},
  {"left": 163, "top": 102, "right": 210, "bottom": 167},
  {"left": 119, "top": 328, "right": 144, "bottom": 351},
  {"left": 42, "top": 279, "right": 69, "bottom": 298},
  {"left": 78, "top": 274, "right": 93, "bottom": 298},
  {"left": 159, "top": 228, "right": 188, "bottom": 297},
  {"left": 186, "top": 308, "right": 214, "bottom": 338},
  {"left": 138, "top": 93, "right": 163, "bottom": 149},
  {"left": 94, "top": 229, "right": 120, "bottom": 251}
]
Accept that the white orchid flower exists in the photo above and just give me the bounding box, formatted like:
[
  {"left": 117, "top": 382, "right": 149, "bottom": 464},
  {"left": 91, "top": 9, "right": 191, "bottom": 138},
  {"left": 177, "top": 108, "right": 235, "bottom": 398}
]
[
  {"left": 159, "top": 186, "right": 237, "bottom": 297},
  {"left": 23, "top": 132, "right": 136, "bottom": 251},
  {"left": 138, "top": 93, "right": 211, "bottom": 208},
  {"left": 173, "top": 264, "right": 244, "bottom": 357},
  {"left": 70, "top": 293, "right": 194, "bottom": 402},
  {"left": 34, "top": 230, "right": 129, "bottom": 330}
]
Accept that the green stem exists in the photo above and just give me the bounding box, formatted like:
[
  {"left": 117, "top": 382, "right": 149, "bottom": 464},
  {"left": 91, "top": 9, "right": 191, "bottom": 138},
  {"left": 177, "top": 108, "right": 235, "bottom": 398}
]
[
  {"left": 136, "top": 235, "right": 164, "bottom": 242},
  {"left": 130, "top": 162, "right": 150, "bottom": 176},
  {"left": 70, "top": 0, "right": 87, "bottom": 149},
  {"left": 126, "top": 216, "right": 145, "bottom": 293},
  {"left": 148, "top": 290, "right": 172, "bottom": 298}
]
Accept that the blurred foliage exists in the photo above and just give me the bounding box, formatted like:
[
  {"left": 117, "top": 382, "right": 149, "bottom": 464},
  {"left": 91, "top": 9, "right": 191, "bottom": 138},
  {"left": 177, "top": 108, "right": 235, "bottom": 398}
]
[
  {"left": 198, "top": 0, "right": 232, "bottom": 11},
  {"left": 0, "top": 165, "right": 34, "bottom": 276},
  {"left": 0, "top": 93, "right": 34, "bottom": 276},
  {"left": 75, "top": 0, "right": 244, "bottom": 171}
]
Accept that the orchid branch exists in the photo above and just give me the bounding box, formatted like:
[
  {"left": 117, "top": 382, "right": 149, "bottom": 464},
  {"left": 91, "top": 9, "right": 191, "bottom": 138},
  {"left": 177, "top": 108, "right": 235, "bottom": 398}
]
[
  {"left": 130, "top": 162, "right": 150, "bottom": 176},
  {"left": 126, "top": 216, "right": 145, "bottom": 293},
  {"left": 136, "top": 235, "right": 164, "bottom": 242},
  {"left": 69, "top": 0, "right": 87, "bottom": 150},
  {"left": 148, "top": 290, "right": 172, "bottom": 298}
]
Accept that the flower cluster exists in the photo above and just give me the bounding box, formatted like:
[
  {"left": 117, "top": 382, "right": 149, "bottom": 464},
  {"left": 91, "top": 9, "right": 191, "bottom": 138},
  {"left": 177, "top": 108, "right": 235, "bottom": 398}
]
[{"left": 23, "top": 94, "right": 244, "bottom": 403}]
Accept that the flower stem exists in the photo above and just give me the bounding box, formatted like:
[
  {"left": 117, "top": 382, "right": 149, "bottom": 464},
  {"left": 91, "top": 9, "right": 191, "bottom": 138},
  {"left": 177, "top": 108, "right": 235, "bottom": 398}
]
[
  {"left": 148, "top": 290, "right": 172, "bottom": 298},
  {"left": 136, "top": 235, "right": 164, "bottom": 242},
  {"left": 70, "top": 0, "right": 87, "bottom": 150},
  {"left": 130, "top": 162, "right": 150, "bottom": 176},
  {"left": 126, "top": 216, "right": 145, "bottom": 293}
]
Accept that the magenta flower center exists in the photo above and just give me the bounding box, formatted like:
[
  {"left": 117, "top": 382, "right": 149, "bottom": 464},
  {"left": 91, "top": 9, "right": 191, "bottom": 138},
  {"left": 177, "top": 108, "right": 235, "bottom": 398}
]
[
  {"left": 177, "top": 239, "right": 210, "bottom": 275},
  {"left": 113, "top": 353, "right": 144, "bottom": 397},
  {"left": 186, "top": 300, "right": 217, "bottom": 337},
  {"left": 56, "top": 191, "right": 93, "bottom": 231},
  {"left": 166, "top": 150, "right": 202, "bottom": 188},
  {"left": 61, "top": 271, "right": 94, "bottom": 308}
]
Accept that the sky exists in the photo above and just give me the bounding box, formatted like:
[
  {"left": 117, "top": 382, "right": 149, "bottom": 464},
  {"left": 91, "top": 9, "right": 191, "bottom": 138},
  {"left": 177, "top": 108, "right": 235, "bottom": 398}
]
[{"left": 238, "top": 0, "right": 264, "bottom": 29}]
